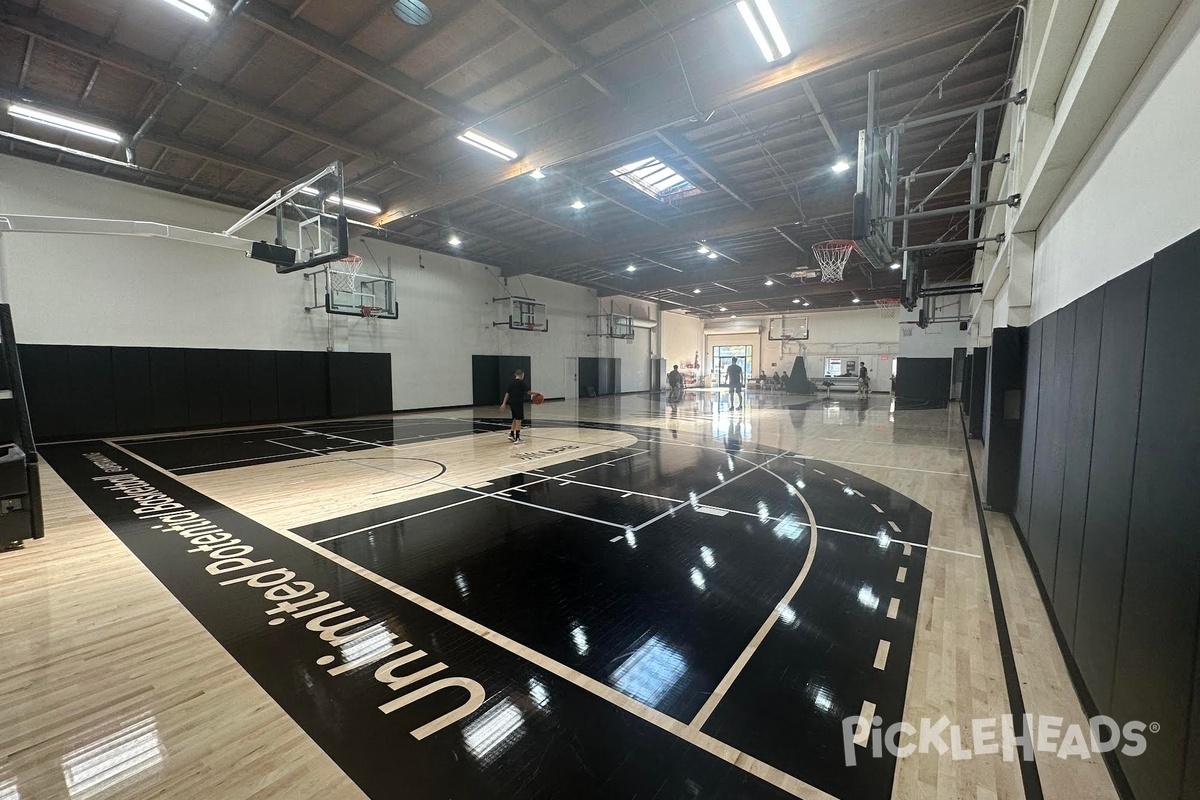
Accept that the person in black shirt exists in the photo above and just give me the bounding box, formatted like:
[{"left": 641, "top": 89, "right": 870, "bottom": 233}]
[
  {"left": 500, "top": 369, "right": 532, "bottom": 443},
  {"left": 726, "top": 357, "right": 744, "bottom": 410}
]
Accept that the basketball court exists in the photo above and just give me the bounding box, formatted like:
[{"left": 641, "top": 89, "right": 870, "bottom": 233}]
[{"left": 1, "top": 2, "right": 1198, "bottom": 800}]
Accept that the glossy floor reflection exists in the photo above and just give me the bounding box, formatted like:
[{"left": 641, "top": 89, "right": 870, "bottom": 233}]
[{"left": 27, "top": 390, "right": 1022, "bottom": 800}]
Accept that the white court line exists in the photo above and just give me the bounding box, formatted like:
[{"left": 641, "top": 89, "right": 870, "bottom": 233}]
[
  {"left": 851, "top": 489, "right": 865, "bottom": 498},
  {"left": 172, "top": 450, "right": 310, "bottom": 471},
  {"left": 468, "top": 482, "right": 493, "bottom": 489},
  {"left": 813, "top": 469, "right": 825, "bottom": 475},
  {"left": 871, "top": 503, "right": 884, "bottom": 513},
  {"left": 833, "top": 478, "right": 845, "bottom": 486},
  {"left": 280, "top": 425, "right": 633, "bottom": 532},
  {"left": 873, "top": 640, "right": 891, "bottom": 671},
  {"left": 103, "top": 439, "right": 834, "bottom": 800},
  {"left": 608, "top": 535, "right": 623, "bottom": 543},
  {"left": 620, "top": 492, "right": 632, "bottom": 498},
  {"left": 631, "top": 452, "right": 789, "bottom": 533},
  {"left": 887, "top": 520, "right": 902, "bottom": 533},
  {"left": 689, "top": 471, "right": 820, "bottom": 731},
  {"left": 903, "top": 543, "right": 912, "bottom": 556},
  {"left": 896, "top": 566, "right": 907, "bottom": 583},
  {"left": 311, "top": 451, "right": 649, "bottom": 544},
  {"left": 887, "top": 598, "right": 900, "bottom": 619},
  {"left": 854, "top": 702, "right": 877, "bottom": 747}
]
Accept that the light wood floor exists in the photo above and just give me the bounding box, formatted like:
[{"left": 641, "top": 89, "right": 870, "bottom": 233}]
[{"left": 0, "top": 392, "right": 1121, "bottom": 800}]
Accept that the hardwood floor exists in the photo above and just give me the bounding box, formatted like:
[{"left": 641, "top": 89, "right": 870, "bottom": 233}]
[{"left": 1, "top": 391, "right": 1121, "bottom": 800}]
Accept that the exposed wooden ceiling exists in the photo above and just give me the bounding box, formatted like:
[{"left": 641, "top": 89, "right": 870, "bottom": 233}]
[{"left": 0, "top": 0, "right": 1020, "bottom": 315}]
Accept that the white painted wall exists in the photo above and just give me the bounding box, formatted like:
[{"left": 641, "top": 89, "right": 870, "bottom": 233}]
[
  {"left": 700, "top": 308, "right": 900, "bottom": 391},
  {"left": 1032, "top": 5, "right": 1200, "bottom": 321},
  {"left": 0, "top": 155, "right": 652, "bottom": 409},
  {"left": 661, "top": 311, "right": 705, "bottom": 370}
]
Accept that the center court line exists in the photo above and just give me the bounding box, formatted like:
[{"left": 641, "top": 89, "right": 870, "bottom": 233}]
[
  {"left": 101, "top": 439, "right": 837, "bottom": 800},
  {"left": 689, "top": 467, "right": 821, "bottom": 731}
]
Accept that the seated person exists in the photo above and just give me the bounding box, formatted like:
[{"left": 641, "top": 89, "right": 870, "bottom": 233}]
[
  {"left": 781, "top": 370, "right": 790, "bottom": 390},
  {"left": 772, "top": 371, "right": 781, "bottom": 388}
]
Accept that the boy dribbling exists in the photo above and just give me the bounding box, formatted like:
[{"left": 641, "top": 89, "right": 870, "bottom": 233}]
[{"left": 500, "top": 369, "right": 534, "bottom": 443}]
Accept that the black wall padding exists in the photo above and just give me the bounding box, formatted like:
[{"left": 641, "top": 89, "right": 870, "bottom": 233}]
[
  {"left": 329, "top": 352, "right": 391, "bottom": 417},
  {"left": 112, "top": 347, "right": 154, "bottom": 434},
  {"left": 893, "top": 357, "right": 950, "bottom": 408},
  {"left": 1013, "top": 321, "right": 1040, "bottom": 535},
  {"left": 1073, "top": 263, "right": 1150, "bottom": 710},
  {"left": 1027, "top": 310, "right": 1070, "bottom": 594},
  {"left": 1110, "top": 231, "right": 1200, "bottom": 800},
  {"left": 578, "top": 357, "right": 621, "bottom": 396},
  {"left": 19, "top": 345, "right": 390, "bottom": 440},
  {"left": 966, "top": 347, "right": 988, "bottom": 439},
  {"left": 471, "top": 355, "right": 532, "bottom": 407},
  {"left": 1052, "top": 287, "right": 1104, "bottom": 643},
  {"left": 983, "top": 328, "right": 1025, "bottom": 512}
]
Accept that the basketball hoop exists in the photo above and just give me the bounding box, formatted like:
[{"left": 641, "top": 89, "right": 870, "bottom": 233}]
[
  {"left": 330, "top": 254, "right": 363, "bottom": 293},
  {"left": 359, "top": 305, "right": 383, "bottom": 319},
  {"left": 811, "top": 240, "right": 857, "bottom": 283},
  {"left": 874, "top": 297, "right": 902, "bottom": 319}
]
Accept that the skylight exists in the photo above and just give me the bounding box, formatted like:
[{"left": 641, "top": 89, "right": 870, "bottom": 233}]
[{"left": 610, "top": 157, "right": 694, "bottom": 200}]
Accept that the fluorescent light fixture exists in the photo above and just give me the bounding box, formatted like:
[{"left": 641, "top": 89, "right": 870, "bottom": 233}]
[
  {"left": 297, "top": 187, "right": 382, "bottom": 215},
  {"left": 696, "top": 245, "right": 710, "bottom": 254},
  {"left": 456, "top": 129, "right": 518, "bottom": 161},
  {"left": 626, "top": 265, "right": 636, "bottom": 272},
  {"left": 802, "top": 300, "right": 811, "bottom": 307},
  {"left": 718, "top": 306, "right": 727, "bottom": 312},
  {"left": 570, "top": 199, "right": 586, "bottom": 210},
  {"left": 448, "top": 235, "right": 462, "bottom": 246},
  {"left": 530, "top": 167, "right": 546, "bottom": 179},
  {"left": 689, "top": 567, "right": 707, "bottom": 591},
  {"left": 831, "top": 157, "right": 851, "bottom": 173},
  {"left": 330, "top": 196, "right": 381, "bottom": 215},
  {"left": 764, "top": 279, "right": 774, "bottom": 286},
  {"left": 730, "top": 314, "right": 737, "bottom": 318},
  {"left": 8, "top": 104, "right": 123, "bottom": 143},
  {"left": 890, "top": 261, "right": 901, "bottom": 270},
  {"left": 737, "top": 0, "right": 791, "bottom": 63},
  {"left": 692, "top": 288, "right": 702, "bottom": 294},
  {"left": 792, "top": 298, "right": 801, "bottom": 304},
  {"left": 158, "top": 0, "right": 216, "bottom": 22},
  {"left": 852, "top": 295, "right": 861, "bottom": 303},
  {"left": 707, "top": 251, "right": 719, "bottom": 260}
]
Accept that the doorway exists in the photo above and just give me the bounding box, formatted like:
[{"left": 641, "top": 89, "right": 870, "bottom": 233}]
[
  {"left": 563, "top": 357, "right": 578, "bottom": 400},
  {"left": 712, "top": 344, "right": 753, "bottom": 386}
]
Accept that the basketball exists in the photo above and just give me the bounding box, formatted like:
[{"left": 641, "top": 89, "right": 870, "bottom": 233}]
[{"left": 531, "top": 392, "right": 545, "bottom": 405}]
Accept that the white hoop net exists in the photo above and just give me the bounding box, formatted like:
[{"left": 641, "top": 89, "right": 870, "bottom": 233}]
[
  {"left": 328, "top": 254, "right": 363, "bottom": 293},
  {"left": 811, "top": 240, "right": 856, "bottom": 283},
  {"left": 874, "top": 298, "right": 902, "bottom": 319}
]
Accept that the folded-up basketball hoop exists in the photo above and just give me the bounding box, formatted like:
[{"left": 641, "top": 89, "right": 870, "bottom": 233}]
[{"left": 811, "top": 240, "right": 858, "bottom": 283}]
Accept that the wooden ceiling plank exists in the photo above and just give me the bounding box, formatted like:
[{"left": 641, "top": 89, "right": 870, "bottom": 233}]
[
  {"left": 242, "top": 0, "right": 475, "bottom": 126},
  {"left": 485, "top": 0, "right": 615, "bottom": 98}
]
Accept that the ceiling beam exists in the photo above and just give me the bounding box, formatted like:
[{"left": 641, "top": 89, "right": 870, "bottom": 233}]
[
  {"left": 520, "top": 194, "right": 819, "bottom": 271},
  {"left": 485, "top": 0, "right": 616, "bottom": 98},
  {"left": 655, "top": 130, "right": 757, "bottom": 211},
  {"left": 799, "top": 78, "right": 841, "bottom": 152},
  {"left": 241, "top": 1, "right": 475, "bottom": 126},
  {"left": 377, "top": 0, "right": 1013, "bottom": 222},
  {"left": 0, "top": 1, "right": 436, "bottom": 183},
  {"left": 595, "top": 253, "right": 811, "bottom": 296}
]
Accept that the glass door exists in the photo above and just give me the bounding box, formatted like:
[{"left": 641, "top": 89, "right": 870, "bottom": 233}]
[{"left": 712, "top": 345, "right": 753, "bottom": 386}]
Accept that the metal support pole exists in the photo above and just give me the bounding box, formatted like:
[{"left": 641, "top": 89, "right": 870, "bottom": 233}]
[
  {"left": 916, "top": 154, "right": 972, "bottom": 211},
  {"left": 900, "top": 234, "right": 1004, "bottom": 253},
  {"left": 970, "top": 108, "right": 984, "bottom": 236},
  {"left": 906, "top": 155, "right": 1007, "bottom": 181},
  {"left": 881, "top": 197, "right": 1018, "bottom": 223},
  {"left": 891, "top": 91, "right": 1025, "bottom": 132}
]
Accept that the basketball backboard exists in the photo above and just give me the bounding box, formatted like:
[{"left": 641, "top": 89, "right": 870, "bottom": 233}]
[
  {"left": 494, "top": 296, "right": 549, "bottom": 332},
  {"left": 227, "top": 161, "right": 350, "bottom": 274},
  {"left": 767, "top": 315, "right": 808, "bottom": 341}
]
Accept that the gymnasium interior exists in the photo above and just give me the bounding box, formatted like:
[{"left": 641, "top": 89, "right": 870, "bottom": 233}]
[{"left": 0, "top": 1, "right": 1197, "bottom": 799}]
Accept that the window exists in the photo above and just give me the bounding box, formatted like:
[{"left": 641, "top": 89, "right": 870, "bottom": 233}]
[{"left": 610, "top": 157, "right": 695, "bottom": 200}]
